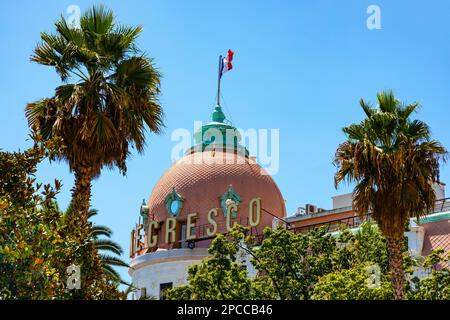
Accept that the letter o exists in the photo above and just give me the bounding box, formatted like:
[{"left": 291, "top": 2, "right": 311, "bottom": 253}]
[{"left": 248, "top": 198, "right": 261, "bottom": 227}]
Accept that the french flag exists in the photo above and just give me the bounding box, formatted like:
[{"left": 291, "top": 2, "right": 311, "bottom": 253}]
[{"left": 219, "top": 49, "right": 234, "bottom": 79}]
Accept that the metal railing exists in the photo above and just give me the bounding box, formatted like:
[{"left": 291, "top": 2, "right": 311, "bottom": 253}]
[
  {"left": 173, "top": 217, "right": 247, "bottom": 248},
  {"left": 288, "top": 214, "right": 369, "bottom": 234},
  {"left": 191, "top": 217, "right": 243, "bottom": 240},
  {"left": 288, "top": 197, "right": 450, "bottom": 234},
  {"left": 432, "top": 197, "right": 450, "bottom": 214},
  {"left": 285, "top": 205, "right": 354, "bottom": 223}
]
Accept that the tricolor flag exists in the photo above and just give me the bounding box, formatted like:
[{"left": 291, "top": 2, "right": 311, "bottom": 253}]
[{"left": 219, "top": 49, "right": 234, "bottom": 79}]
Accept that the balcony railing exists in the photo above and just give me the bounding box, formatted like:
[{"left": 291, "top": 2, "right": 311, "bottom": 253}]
[
  {"left": 288, "top": 197, "right": 450, "bottom": 234},
  {"left": 288, "top": 214, "right": 369, "bottom": 234},
  {"left": 432, "top": 197, "right": 450, "bottom": 214}
]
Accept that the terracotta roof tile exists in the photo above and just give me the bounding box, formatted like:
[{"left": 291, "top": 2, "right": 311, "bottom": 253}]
[
  {"left": 145, "top": 151, "right": 286, "bottom": 248},
  {"left": 421, "top": 219, "right": 450, "bottom": 268}
]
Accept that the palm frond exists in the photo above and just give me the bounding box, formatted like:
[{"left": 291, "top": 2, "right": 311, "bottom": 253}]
[
  {"left": 335, "top": 90, "right": 448, "bottom": 236},
  {"left": 100, "top": 254, "right": 129, "bottom": 268},
  {"left": 88, "top": 208, "right": 98, "bottom": 219},
  {"left": 94, "top": 239, "right": 123, "bottom": 255},
  {"left": 91, "top": 225, "right": 112, "bottom": 238},
  {"left": 103, "top": 263, "right": 121, "bottom": 281},
  {"left": 80, "top": 5, "right": 114, "bottom": 35},
  {"left": 27, "top": 3, "right": 164, "bottom": 190}
]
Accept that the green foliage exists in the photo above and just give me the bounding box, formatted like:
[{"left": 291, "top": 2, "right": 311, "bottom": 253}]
[
  {"left": 312, "top": 263, "right": 393, "bottom": 300},
  {"left": 0, "top": 140, "right": 125, "bottom": 299},
  {"left": 167, "top": 226, "right": 252, "bottom": 300},
  {"left": 408, "top": 269, "right": 450, "bottom": 300},
  {"left": 6, "top": 4, "right": 161, "bottom": 299},
  {"left": 75, "top": 207, "right": 130, "bottom": 285},
  {"left": 408, "top": 249, "right": 450, "bottom": 300},
  {"left": 341, "top": 221, "right": 390, "bottom": 273},
  {"left": 0, "top": 140, "right": 67, "bottom": 299},
  {"left": 334, "top": 90, "right": 448, "bottom": 299},
  {"left": 26, "top": 4, "right": 164, "bottom": 177},
  {"left": 251, "top": 227, "right": 336, "bottom": 299},
  {"left": 23, "top": 7, "right": 164, "bottom": 297},
  {"left": 335, "top": 91, "right": 447, "bottom": 234},
  {"left": 423, "top": 248, "right": 447, "bottom": 270},
  {"left": 167, "top": 221, "right": 398, "bottom": 300},
  {"left": 156, "top": 218, "right": 450, "bottom": 301},
  {"left": 250, "top": 222, "right": 391, "bottom": 300}
]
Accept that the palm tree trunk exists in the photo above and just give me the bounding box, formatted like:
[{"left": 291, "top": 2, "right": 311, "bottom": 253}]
[
  {"left": 67, "top": 161, "right": 105, "bottom": 298},
  {"left": 387, "top": 234, "right": 405, "bottom": 300},
  {"left": 69, "top": 161, "right": 94, "bottom": 238}
]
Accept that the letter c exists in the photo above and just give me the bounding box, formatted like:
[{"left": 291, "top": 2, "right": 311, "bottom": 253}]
[{"left": 226, "top": 204, "right": 238, "bottom": 231}]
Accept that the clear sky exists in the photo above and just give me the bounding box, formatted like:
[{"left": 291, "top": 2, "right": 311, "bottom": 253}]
[{"left": 1, "top": 0, "right": 449, "bottom": 285}]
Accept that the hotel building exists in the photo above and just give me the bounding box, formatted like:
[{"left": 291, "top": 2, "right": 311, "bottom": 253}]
[{"left": 128, "top": 105, "right": 450, "bottom": 300}]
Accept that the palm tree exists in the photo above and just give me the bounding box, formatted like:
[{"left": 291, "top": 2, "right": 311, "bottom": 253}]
[
  {"left": 334, "top": 90, "right": 447, "bottom": 299},
  {"left": 25, "top": 5, "right": 164, "bottom": 230},
  {"left": 64, "top": 204, "right": 130, "bottom": 285},
  {"left": 88, "top": 209, "right": 130, "bottom": 285}
]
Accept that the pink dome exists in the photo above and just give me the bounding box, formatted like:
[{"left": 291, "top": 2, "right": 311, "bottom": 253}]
[{"left": 146, "top": 150, "right": 286, "bottom": 248}]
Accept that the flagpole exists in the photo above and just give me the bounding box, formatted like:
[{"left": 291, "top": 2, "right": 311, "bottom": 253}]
[{"left": 217, "top": 55, "right": 222, "bottom": 106}]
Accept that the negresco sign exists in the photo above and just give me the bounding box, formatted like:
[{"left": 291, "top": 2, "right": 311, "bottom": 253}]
[{"left": 130, "top": 197, "right": 262, "bottom": 257}]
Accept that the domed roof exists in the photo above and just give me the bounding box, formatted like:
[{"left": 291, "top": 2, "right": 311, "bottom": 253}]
[
  {"left": 145, "top": 105, "right": 285, "bottom": 247},
  {"left": 147, "top": 150, "right": 286, "bottom": 223}
]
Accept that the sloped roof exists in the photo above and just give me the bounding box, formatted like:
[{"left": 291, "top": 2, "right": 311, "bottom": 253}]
[{"left": 421, "top": 217, "right": 450, "bottom": 268}]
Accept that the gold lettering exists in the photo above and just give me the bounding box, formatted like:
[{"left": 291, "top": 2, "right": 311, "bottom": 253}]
[
  {"left": 249, "top": 198, "right": 261, "bottom": 227},
  {"left": 186, "top": 213, "right": 197, "bottom": 240},
  {"left": 134, "top": 199, "right": 263, "bottom": 251},
  {"left": 165, "top": 217, "right": 177, "bottom": 244},
  {"left": 207, "top": 208, "right": 219, "bottom": 236},
  {"left": 136, "top": 225, "right": 144, "bottom": 251},
  {"left": 147, "top": 221, "right": 158, "bottom": 248},
  {"left": 226, "top": 204, "right": 238, "bottom": 231},
  {"left": 130, "top": 229, "right": 135, "bottom": 258}
]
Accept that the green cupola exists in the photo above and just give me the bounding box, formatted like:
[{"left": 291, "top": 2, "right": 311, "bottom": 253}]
[
  {"left": 211, "top": 104, "right": 226, "bottom": 123},
  {"left": 186, "top": 104, "right": 249, "bottom": 156}
]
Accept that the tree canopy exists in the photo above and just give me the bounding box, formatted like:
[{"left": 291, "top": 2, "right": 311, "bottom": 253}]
[
  {"left": 0, "top": 138, "right": 125, "bottom": 299},
  {"left": 334, "top": 90, "right": 447, "bottom": 299}
]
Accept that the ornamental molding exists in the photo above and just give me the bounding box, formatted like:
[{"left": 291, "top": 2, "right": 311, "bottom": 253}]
[
  {"left": 220, "top": 185, "right": 241, "bottom": 218},
  {"left": 165, "top": 187, "right": 184, "bottom": 217}
]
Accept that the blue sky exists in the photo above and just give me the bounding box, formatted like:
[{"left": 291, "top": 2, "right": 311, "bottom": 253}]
[{"left": 1, "top": 0, "right": 450, "bottom": 285}]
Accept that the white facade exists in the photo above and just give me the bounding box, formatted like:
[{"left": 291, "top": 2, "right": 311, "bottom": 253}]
[
  {"left": 433, "top": 183, "right": 445, "bottom": 200},
  {"left": 129, "top": 248, "right": 209, "bottom": 299},
  {"left": 331, "top": 183, "right": 445, "bottom": 211},
  {"left": 129, "top": 246, "right": 258, "bottom": 300},
  {"left": 331, "top": 192, "right": 353, "bottom": 210},
  {"left": 405, "top": 219, "right": 425, "bottom": 257}
]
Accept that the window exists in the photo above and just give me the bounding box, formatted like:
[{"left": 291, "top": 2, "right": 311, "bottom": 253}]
[
  {"left": 164, "top": 187, "right": 184, "bottom": 217},
  {"left": 160, "top": 282, "right": 173, "bottom": 300}
]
